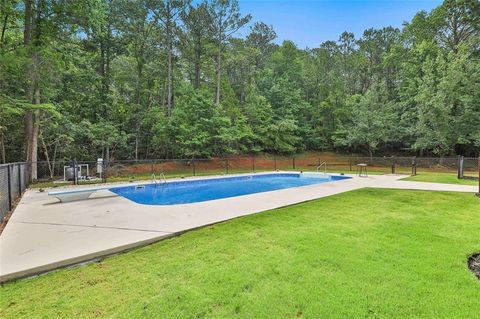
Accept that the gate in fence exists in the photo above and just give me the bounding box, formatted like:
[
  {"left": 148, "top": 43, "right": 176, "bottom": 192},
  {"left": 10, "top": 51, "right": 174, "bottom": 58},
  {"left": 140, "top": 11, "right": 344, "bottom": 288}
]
[{"left": 457, "top": 156, "right": 480, "bottom": 181}]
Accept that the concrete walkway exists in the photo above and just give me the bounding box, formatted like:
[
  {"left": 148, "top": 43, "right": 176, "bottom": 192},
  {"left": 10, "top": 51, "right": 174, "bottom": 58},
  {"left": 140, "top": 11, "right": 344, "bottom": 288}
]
[{"left": 0, "top": 173, "right": 477, "bottom": 282}]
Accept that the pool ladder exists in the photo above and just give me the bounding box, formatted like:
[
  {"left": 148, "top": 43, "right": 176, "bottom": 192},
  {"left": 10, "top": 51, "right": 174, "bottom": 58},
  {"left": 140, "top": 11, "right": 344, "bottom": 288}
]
[
  {"left": 152, "top": 172, "right": 167, "bottom": 186},
  {"left": 316, "top": 162, "right": 327, "bottom": 175}
]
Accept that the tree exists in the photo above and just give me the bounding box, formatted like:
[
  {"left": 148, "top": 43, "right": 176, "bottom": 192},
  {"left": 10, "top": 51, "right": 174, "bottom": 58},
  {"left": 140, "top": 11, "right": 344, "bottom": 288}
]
[
  {"left": 246, "top": 22, "right": 276, "bottom": 68},
  {"left": 243, "top": 91, "right": 273, "bottom": 152},
  {"left": 0, "top": 95, "right": 23, "bottom": 163},
  {"left": 22, "top": 0, "right": 65, "bottom": 179},
  {"left": 115, "top": 0, "right": 158, "bottom": 159},
  {"left": 150, "top": 0, "right": 188, "bottom": 115},
  {"left": 1, "top": 0, "right": 480, "bottom": 165},
  {"left": 432, "top": 0, "right": 480, "bottom": 53},
  {"left": 335, "top": 82, "right": 396, "bottom": 157},
  {"left": 209, "top": 0, "right": 251, "bottom": 105},
  {"left": 180, "top": 1, "right": 212, "bottom": 90}
]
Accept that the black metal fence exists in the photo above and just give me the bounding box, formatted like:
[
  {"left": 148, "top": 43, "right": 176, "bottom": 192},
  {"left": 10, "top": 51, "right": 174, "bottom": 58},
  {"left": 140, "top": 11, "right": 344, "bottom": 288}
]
[
  {"left": 458, "top": 156, "right": 480, "bottom": 180},
  {"left": 0, "top": 163, "right": 29, "bottom": 222},
  {"left": 26, "top": 155, "right": 479, "bottom": 186},
  {"left": 1, "top": 155, "right": 478, "bottom": 221}
]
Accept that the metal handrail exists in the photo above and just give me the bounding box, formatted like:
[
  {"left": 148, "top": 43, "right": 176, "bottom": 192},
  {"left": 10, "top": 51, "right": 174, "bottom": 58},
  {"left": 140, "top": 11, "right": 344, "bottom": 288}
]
[
  {"left": 316, "top": 162, "right": 327, "bottom": 174},
  {"left": 152, "top": 172, "right": 167, "bottom": 185},
  {"left": 152, "top": 173, "right": 157, "bottom": 184},
  {"left": 159, "top": 172, "right": 167, "bottom": 183},
  {"left": 152, "top": 172, "right": 166, "bottom": 186}
]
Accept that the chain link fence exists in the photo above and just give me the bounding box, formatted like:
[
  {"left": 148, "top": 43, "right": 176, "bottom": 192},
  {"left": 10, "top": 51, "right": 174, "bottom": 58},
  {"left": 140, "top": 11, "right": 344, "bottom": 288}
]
[
  {"left": 26, "top": 155, "right": 479, "bottom": 186},
  {"left": 2, "top": 155, "right": 477, "bottom": 221},
  {"left": 0, "top": 163, "right": 29, "bottom": 222},
  {"left": 458, "top": 156, "right": 480, "bottom": 180}
]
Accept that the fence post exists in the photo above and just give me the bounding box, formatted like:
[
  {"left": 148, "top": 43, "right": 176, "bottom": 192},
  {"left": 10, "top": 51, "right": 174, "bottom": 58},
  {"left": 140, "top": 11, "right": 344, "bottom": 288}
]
[
  {"left": 226, "top": 158, "right": 229, "bottom": 174},
  {"left": 391, "top": 157, "right": 396, "bottom": 174},
  {"left": 72, "top": 159, "right": 78, "bottom": 185},
  {"left": 349, "top": 157, "right": 352, "bottom": 172},
  {"left": 292, "top": 156, "right": 295, "bottom": 170},
  {"left": 477, "top": 157, "right": 480, "bottom": 197},
  {"left": 457, "top": 155, "right": 463, "bottom": 179},
  {"left": 412, "top": 156, "right": 417, "bottom": 176},
  {"left": 18, "top": 164, "right": 22, "bottom": 194},
  {"left": 274, "top": 155, "right": 277, "bottom": 171},
  {"left": 192, "top": 159, "right": 196, "bottom": 176},
  {"left": 102, "top": 159, "right": 107, "bottom": 183},
  {"left": 252, "top": 155, "right": 255, "bottom": 173},
  {"left": 7, "top": 164, "right": 12, "bottom": 210}
]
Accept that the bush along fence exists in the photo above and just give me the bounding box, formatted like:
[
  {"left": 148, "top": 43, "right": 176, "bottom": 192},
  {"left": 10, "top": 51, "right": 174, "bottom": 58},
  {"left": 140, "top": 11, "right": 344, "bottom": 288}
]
[{"left": 0, "top": 163, "right": 29, "bottom": 222}]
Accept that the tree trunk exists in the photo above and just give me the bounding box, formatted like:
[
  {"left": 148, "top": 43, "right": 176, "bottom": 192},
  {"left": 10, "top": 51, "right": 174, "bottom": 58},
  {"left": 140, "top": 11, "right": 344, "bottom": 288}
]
[
  {"left": 24, "top": 0, "right": 39, "bottom": 181},
  {"left": 0, "top": 132, "right": 5, "bottom": 164},
  {"left": 23, "top": 0, "right": 32, "bottom": 45},
  {"left": 166, "top": 32, "right": 172, "bottom": 115},
  {"left": 135, "top": 61, "right": 143, "bottom": 161},
  {"left": 0, "top": 13, "right": 8, "bottom": 47},
  {"left": 40, "top": 134, "right": 54, "bottom": 179},
  {"left": 100, "top": 40, "right": 111, "bottom": 118},
  {"left": 215, "top": 44, "right": 222, "bottom": 105},
  {"left": 30, "top": 87, "right": 40, "bottom": 180},
  {"left": 165, "top": 1, "right": 173, "bottom": 116},
  {"left": 194, "top": 36, "right": 201, "bottom": 89}
]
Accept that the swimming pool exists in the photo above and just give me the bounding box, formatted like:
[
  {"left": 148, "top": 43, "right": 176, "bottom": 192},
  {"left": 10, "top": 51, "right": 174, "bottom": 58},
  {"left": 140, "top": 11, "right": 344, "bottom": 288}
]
[{"left": 110, "top": 173, "right": 351, "bottom": 205}]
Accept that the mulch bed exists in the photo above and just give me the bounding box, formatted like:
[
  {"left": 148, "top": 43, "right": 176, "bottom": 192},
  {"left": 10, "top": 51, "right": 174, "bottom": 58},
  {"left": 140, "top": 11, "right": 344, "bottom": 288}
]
[{"left": 468, "top": 253, "right": 480, "bottom": 280}]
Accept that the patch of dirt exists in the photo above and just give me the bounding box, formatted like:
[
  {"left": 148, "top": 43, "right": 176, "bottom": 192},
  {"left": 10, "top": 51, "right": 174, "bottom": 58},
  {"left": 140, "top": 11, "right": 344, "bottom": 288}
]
[
  {"left": 468, "top": 253, "right": 480, "bottom": 280},
  {"left": 0, "top": 193, "right": 24, "bottom": 235}
]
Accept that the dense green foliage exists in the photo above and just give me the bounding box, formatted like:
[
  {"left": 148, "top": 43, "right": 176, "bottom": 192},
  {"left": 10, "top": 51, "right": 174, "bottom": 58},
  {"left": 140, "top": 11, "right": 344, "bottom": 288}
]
[
  {"left": 1, "top": 0, "right": 479, "bottom": 164},
  {"left": 1, "top": 189, "right": 480, "bottom": 318}
]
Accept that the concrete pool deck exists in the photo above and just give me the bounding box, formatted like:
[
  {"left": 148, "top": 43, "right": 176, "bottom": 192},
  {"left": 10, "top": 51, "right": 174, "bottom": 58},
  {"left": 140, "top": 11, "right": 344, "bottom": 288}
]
[{"left": 0, "top": 173, "right": 477, "bottom": 282}]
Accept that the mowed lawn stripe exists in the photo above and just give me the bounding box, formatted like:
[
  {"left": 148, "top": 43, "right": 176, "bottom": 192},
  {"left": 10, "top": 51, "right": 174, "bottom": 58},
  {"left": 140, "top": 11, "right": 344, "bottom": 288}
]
[{"left": 1, "top": 189, "right": 479, "bottom": 318}]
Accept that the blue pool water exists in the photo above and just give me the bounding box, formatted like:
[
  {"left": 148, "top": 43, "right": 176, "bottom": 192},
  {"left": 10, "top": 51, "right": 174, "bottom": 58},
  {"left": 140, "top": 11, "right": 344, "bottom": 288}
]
[{"left": 110, "top": 173, "right": 351, "bottom": 205}]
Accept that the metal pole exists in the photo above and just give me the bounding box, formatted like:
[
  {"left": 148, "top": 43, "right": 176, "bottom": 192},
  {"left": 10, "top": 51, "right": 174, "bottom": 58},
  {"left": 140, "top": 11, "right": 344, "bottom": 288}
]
[
  {"left": 292, "top": 157, "right": 295, "bottom": 170},
  {"left": 476, "top": 157, "right": 480, "bottom": 198},
  {"left": 457, "top": 155, "right": 463, "bottom": 179},
  {"left": 102, "top": 159, "right": 107, "bottom": 183},
  {"left": 274, "top": 156, "right": 277, "bottom": 171},
  {"left": 192, "top": 159, "right": 196, "bottom": 176},
  {"left": 72, "top": 159, "right": 78, "bottom": 185},
  {"left": 252, "top": 155, "right": 255, "bottom": 173},
  {"left": 18, "top": 164, "right": 22, "bottom": 194},
  {"left": 7, "top": 164, "right": 12, "bottom": 210},
  {"left": 105, "top": 159, "right": 108, "bottom": 183},
  {"left": 226, "top": 158, "right": 229, "bottom": 174}
]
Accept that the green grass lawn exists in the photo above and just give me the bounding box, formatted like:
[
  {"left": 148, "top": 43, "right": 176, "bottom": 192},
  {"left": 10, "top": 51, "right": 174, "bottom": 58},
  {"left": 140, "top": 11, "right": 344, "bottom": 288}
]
[
  {"left": 1, "top": 189, "right": 479, "bottom": 318},
  {"left": 402, "top": 172, "right": 478, "bottom": 186}
]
